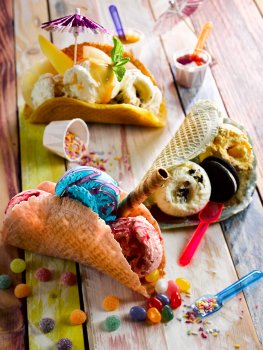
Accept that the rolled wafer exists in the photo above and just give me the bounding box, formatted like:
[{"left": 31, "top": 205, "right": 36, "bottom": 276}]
[{"left": 117, "top": 168, "right": 169, "bottom": 218}]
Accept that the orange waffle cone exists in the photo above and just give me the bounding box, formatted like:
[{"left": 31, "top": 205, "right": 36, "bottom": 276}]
[{"left": 1, "top": 194, "right": 165, "bottom": 296}]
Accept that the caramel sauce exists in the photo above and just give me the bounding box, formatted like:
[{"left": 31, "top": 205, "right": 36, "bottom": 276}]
[{"left": 119, "top": 32, "right": 141, "bottom": 45}]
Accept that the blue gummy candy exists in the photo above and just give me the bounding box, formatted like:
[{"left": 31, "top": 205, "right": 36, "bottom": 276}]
[
  {"left": 156, "top": 294, "right": 170, "bottom": 306},
  {"left": 129, "top": 306, "right": 147, "bottom": 321},
  {"left": 55, "top": 166, "right": 120, "bottom": 223}
]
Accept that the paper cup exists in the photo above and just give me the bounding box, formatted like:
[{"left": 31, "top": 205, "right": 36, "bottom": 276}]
[
  {"left": 43, "top": 118, "right": 89, "bottom": 161},
  {"left": 173, "top": 49, "right": 211, "bottom": 88}
]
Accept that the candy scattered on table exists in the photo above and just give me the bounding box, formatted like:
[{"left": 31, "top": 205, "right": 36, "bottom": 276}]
[
  {"left": 154, "top": 278, "right": 168, "bottom": 294},
  {"left": 166, "top": 280, "right": 180, "bottom": 297},
  {"left": 56, "top": 338, "right": 73, "bottom": 350},
  {"left": 10, "top": 258, "right": 26, "bottom": 273},
  {"left": 129, "top": 306, "right": 147, "bottom": 321},
  {"left": 104, "top": 315, "right": 121, "bottom": 332},
  {"left": 156, "top": 293, "right": 170, "bottom": 306},
  {"left": 70, "top": 309, "right": 87, "bottom": 325},
  {"left": 161, "top": 305, "right": 174, "bottom": 323},
  {"left": 146, "top": 297, "right": 163, "bottom": 312},
  {"left": 39, "top": 317, "right": 55, "bottom": 333},
  {"left": 79, "top": 151, "right": 107, "bottom": 171},
  {"left": 35, "top": 267, "right": 52, "bottom": 282},
  {"left": 170, "top": 291, "right": 182, "bottom": 310},
  {"left": 102, "top": 295, "right": 120, "bottom": 311},
  {"left": 175, "top": 277, "right": 191, "bottom": 293},
  {"left": 14, "top": 283, "right": 31, "bottom": 298},
  {"left": 147, "top": 307, "right": 162, "bottom": 324},
  {"left": 60, "top": 271, "right": 77, "bottom": 286},
  {"left": 145, "top": 269, "right": 160, "bottom": 283},
  {"left": 234, "top": 344, "right": 241, "bottom": 349},
  {"left": 0, "top": 274, "right": 12, "bottom": 289},
  {"left": 64, "top": 131, "right": 86, "bottom": 160}
]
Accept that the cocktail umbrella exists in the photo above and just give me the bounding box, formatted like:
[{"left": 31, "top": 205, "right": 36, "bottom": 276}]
[
  {"left": 41, "top": 8, "right": 110, "bottom": 64},
  {"left": 153, "top": 0, "right": 205, "bottom": 35}
]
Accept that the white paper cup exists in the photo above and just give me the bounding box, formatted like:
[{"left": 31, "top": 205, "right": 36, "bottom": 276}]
[
  {"left": 173, "top": 49, "right": 211, "bottom": 88},
  {"left": 43, "top": 118, "right": 89, "bottom": 161}
]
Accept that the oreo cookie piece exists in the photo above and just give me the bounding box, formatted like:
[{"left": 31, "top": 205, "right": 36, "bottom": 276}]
[{"left": 200, "top": 156, "right": 240, "bottom": 202}]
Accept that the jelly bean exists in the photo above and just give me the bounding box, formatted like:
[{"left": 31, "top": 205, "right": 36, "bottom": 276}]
[
  {"left": 104, "top": 315, "right": 121, "bottom": 332},
  {"left": 14, "top": 284, "right": 31, "bottom": 298},
  {"left": 60, "top": 272, "right": 77, "bottom": 286},
  {"left": 102, "top": 295, "right": 120, "bottom": 311},
  {"left": 35, "top": 267, "right": 52, "bottom": 282},
  {"left": 145, "top": 269, "right": 160, "bottom": 283},
  {"left": 154, "top": 278, "right": 168, "bottom": 294},
  {"left": 147, "top": 307, "right": 161, "bottom": 324},
  {"left": 166, "top": 280, "right": 180, "bottom": 297},
  {"left": 146, "top": 297, "right": 163, "bottom": 312},
  {"left": 170, "top": 291, "right": 182, "bottom": 310},
  {"left": 156, "top": 293, "right": 170, "bottom": 306},
  {"left": 10, "top": 258, "right": 26, "bottom": 273},
  {"left": 39, "top": 317, "right": 55, "bottom": 333},
  {"left": 129, "top": 306, "right": 147, "bottom": 321},
  {"left": 70, "top": 309, "right": 87, "bottom": 325},
  {"left": 161, "top": 305, "right": 174, "bottom": 323},
  {"left": 56, "top": 338, "right": 73, "bottom": 350},
  {"left": 175, "top": 277, "right": 191, "bottom": 293},
  {"left": 0, "top": 274, "right": 12, "bottom": 289}
]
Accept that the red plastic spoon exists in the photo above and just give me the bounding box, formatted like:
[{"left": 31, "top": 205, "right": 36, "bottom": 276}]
[{"left": 178, "top": 201, "right": 224, "bottom": 266}]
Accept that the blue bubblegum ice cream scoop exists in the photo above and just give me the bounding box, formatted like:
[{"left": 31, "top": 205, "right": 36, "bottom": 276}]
[{"left": 55, "top": 166, "right": 120, "bottom": 223}]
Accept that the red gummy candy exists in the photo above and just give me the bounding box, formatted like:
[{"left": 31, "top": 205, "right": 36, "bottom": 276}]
[
  {"left": 60, "top": 272, "right": 77, "bottom": 286},
  {"left": 166, "top": 280, "right": 180, "bottom": 298},
  {"left": 146, "top": 297, "right": 163, "bottom": 312},
  {"left": 170, "top": 291, "right": 182, "bottom": 310},
  {"left": 35, "top": 268, "right": 52, "bottom": 282}
]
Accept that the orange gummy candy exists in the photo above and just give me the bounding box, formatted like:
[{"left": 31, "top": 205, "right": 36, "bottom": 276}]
[
  {"left": 102, "top": 295, "right": 120, "bottom": 311},
  {"left": 70, "top": 309, "right": 87, "bottom": 325},
  {"left": 14, "top": 283, "right": 31, "bottom": 298}
]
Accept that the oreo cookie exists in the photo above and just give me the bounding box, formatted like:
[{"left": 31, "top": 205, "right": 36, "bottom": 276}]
[{"left": 200, "top": 156, "right": 240, "bottom": 203}]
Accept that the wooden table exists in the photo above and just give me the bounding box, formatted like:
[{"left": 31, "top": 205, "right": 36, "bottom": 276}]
[{"left": 1, "top": 0, "right": 263, "bottom": 349}]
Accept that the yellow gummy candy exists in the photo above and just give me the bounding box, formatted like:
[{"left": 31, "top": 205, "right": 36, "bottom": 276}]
[
  {"left": 38, "top": 35, "right": 74, "bottom": 75},
  {"left": 175, "top": 277, "right": 191, "bottom": 293}
]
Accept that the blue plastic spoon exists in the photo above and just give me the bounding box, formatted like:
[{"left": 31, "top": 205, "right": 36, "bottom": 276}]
[
  {"left": 109, "top": 5, "right": 126, "bottom": 40},
  {"left": 191, "top": 270, "right": 263, "bottom": 318}
]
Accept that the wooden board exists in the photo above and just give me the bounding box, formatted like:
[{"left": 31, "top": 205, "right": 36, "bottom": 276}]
[{"left": 0, "top": 1, "right": 24, "bottom": 349}]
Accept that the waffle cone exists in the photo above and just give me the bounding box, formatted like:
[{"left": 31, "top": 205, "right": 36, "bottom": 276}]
[
  {"left": 24, "top": 42, "right": 166, "bottom": 127},
  {"left": 1, "top": 194, "right": 165, "bottom": 296}
]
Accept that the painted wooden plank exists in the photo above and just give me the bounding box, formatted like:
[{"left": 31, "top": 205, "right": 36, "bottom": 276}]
[
  {"left": 190, "top": 0, "right": 263, "bottom": 196},
  {"left": 150, "top": 0, "right": 263, "bottom": 347},
  {"left": 0, "top": 1, "right": 24, "bottom": 349},
  {"left": 14, "top": 0, "right": 86, "bottom": 348}
]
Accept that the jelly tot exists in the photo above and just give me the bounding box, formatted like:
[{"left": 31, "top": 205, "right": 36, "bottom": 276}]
[
  {"left": 166, "top": 280, "right": 180, "bottom": 297},
  {"left": 104, "top": 315, "right": 121, "bottom": 332},
  {"left": 102, "top": 295, "right": 120, "bottom": 311},
  {"left": 147, "top": 307, "right": 161, "bottom": 324},
  {"left": 14, "top": 283, "right": 31, "bottom": 298},
  {"left": 154, "top": 278, "right": 168, "bottom": 294},
  {"left": 0, "top": 274, "right": 12, "bottom": 289},
  {"left": 161, "top": 305, "right": 174, "bottom": 323},
  {"left": 146, "top": 297, "right": 163, "bottom": 312},
  {"left": 10, "top": 258, "right": 26, "bottom": 273},
  {"left": 129, "top": 306, "right": 147, "bottom": 321},
  {"left": 170, "top": 291, "right": 182, "bottom": 310},
  {"left": 70, "top": 309, "right": 87, "bottom": 325},
  {"left": 156, "top": 294, "right": 170, "bottom": 306},
  {"left": 175, "top": 277, "right": 191, "bottom": 293},
  {"left": 145, "top": 269, "right": 160, "bottom": 283}
]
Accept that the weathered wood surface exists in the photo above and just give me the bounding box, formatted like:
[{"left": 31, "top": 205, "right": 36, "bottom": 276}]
[
  {"left": 0, "top": 1, "right": 24, "bottom": 349},
  {"left": 1, "top": 0, "right": 262, "bottom": 349}
]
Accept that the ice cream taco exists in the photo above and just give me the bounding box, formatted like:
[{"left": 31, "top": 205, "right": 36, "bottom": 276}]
[
  {"left": 22, "top": 35, "right": 166, "bottom": 127},
  {"left": 144, "top": 100, "right": 256, "bottom": 228},
  {"left": 1, "top": 166, "right": 167, "bottom": 297}
]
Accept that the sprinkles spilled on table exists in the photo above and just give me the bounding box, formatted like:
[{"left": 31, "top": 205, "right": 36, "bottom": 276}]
[{"left": 65, "top": 131, "right": 86, "bottom": 160}]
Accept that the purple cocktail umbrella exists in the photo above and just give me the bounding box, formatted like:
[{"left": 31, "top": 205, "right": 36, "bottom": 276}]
[
  {"left": 153, "top": 0, "right": 206, "bottom": 35},
  {"left": 41, "top": 8, "right": 110, "bottom": 64}
]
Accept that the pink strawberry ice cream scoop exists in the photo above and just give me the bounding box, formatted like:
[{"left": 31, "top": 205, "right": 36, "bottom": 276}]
[
  {"left": 110, "top": 216, "right": 163, "bottom": 278},
  {"left": 5, "top": 189, "right": 51, "bottom": 214}
]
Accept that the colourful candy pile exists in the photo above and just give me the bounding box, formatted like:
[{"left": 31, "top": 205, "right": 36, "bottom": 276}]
[
  {"left": 193, "top": 296, "right": 220, "bottom": 317},
  {"left": 79, "top": 151, "right": 107, "bottom": 171},
  {"left": 64, "top": 131, "right": 86, "bottom": 160}
]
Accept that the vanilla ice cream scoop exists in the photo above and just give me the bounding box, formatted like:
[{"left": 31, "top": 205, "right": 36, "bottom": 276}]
[
  {"left": 111, "top": 216, "right": 163, "bottom": 277},
  {"left": 154, "top": 162, "right": 211, "bottom": 217}
]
